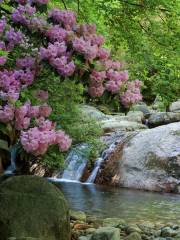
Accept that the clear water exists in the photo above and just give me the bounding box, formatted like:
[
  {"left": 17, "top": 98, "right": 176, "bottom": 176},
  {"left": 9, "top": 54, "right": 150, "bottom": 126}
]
[{"left": 55, "top": 182, "right": 180, "bottom": 224}]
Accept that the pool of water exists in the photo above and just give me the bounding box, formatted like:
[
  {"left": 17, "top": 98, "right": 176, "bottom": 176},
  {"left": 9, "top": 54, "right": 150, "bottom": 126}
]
[{"left": 55, "top": 181, "right": 180, "bottom": 223}]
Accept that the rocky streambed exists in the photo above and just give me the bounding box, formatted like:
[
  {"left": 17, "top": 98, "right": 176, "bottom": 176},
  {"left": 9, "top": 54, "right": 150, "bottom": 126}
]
[{"left": 70, "top": 211, "right": 180, "bottom": 240}]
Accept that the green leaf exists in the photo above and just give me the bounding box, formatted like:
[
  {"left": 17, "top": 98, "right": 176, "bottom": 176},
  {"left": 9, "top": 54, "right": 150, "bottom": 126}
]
[{"left": 0, "top": 139, "right": 9, "bottom": 151}]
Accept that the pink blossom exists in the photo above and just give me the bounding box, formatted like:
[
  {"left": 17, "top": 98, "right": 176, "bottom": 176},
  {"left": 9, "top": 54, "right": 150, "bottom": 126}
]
[
  {"left": 88, "top": 84, "right": 105, "bottom": 97},
  {"left": 35, "top": 90, "right": 49, "bottom": 101},
  {"left": 0, "top": 105, "right": 14, "bottom": 123},
  {"left": 90, "top": 70, "right": 106, "bottom": 84},
  {"left": 46, "top": 25, "right": 67, "bottom": 43},
  {"left": 56, "top": 130, "right": 72, "bottom": 152},
  {"left": 39, "top": 105, "right": 52, "bottom": 117},
  {"left": 97, "top": 48, "right": 110, "bottom": 60},
  {"left": 0, "top": 56, "right": 7, "bottom": 65}
]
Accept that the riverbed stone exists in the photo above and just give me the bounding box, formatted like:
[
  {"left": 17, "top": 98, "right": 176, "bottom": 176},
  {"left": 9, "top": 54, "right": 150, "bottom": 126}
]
[
  {"left": 148, "top": 112, "right": 180, "bottom": 127},
  {"left": 8, "top": 238, "right": 39, "bottom": 240},
  {"left": 90, "top": 227, "right": 120, "bottom": 240},
  {"left": 126, "top": 232, "right": 142, "bottom": 240},
  {"left": 126, "top": 224, "right": 142, "bottom": 234},
  {"left": 70, "top": 210, "right": 87, "bottom": 222},
  {"left": 79, "top": 236, "right": 92, "bottom": 240},
  {"left": 0, "top": 176, "right": 70, "bottom": 240},
  {"left": 103, "top": 218, "right": 126, "bottom": 228},
  {"left": 161, "top": 227, "right": 178, "bottom": 237}
]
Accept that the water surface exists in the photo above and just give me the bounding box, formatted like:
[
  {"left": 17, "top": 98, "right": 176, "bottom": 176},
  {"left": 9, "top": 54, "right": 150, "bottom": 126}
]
[{"left": 55, "top": 182, "right": 180, "bottom": 223}]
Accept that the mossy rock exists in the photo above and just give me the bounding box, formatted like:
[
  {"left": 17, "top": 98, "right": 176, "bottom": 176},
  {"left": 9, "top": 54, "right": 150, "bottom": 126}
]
[
  {"left": 126, "top": 232, "right": 142, "bottom": 240},
  {"left": 0, "top": 175, "right": 70, "bottom": 240}
]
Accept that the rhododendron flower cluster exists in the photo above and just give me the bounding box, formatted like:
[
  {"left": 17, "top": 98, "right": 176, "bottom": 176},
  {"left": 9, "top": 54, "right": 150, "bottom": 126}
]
[
  {"left": 21, "top": 126, "right": 72, "bottom": 156},
  {"left": 0, "top": 11, "right": 72, "bottom": 156},
  {"left": 9, "top": 0, "right": 142, "bottom": 108},
  {"left": 121, "top": 80, "right": 142, "bottom": 107},
  {"left": 0, "top": 0, "right": 143, "bottom": 159},
  {"left": 49, "top": 9, "right": 76, "bottom": 29}
]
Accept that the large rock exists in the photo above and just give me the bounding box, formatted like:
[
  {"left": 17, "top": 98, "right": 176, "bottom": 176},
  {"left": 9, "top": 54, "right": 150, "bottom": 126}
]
[
  {"left": 131, "top": 103, "right": 151, "bottom": 118},
  {"left": 80, "top": 105, "right": 107, "bottom": 121},
  {"left": 148, "top": 112, "right": 180, "bottom": 127},
  {"left": 0, "top": 176, "right": 70, "bottom": 240},
  {"left": 100, "top": 119, "right": 147, "bottom": 132},
  {"left": 169, "top": 100, "right": 180, "bottom": 113},
  {"left": 96, "top": 122, "right": 180, "bottom": 193},
  {"left": 90, "top": 227, "right": 120, "bottom": 240}
]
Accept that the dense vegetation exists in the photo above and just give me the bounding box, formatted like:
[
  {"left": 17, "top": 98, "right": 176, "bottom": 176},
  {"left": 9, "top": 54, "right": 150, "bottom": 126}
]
[
  {"left": 51, "top": 0, "right": 180, "bottom": 108},
  {"left": 0, "top": 0, "right": 142, "bottom": 170},
  {"left": 0, "top": 0, "right": 179, "bottom": 171}
]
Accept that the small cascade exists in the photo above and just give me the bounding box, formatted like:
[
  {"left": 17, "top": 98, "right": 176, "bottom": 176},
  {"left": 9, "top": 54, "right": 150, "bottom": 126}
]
[
  {"left": 4, "top": 145, "right": 18, "bottom": 176},
  {"left": 54, "top": 144, "right": 90, "bottom": 182},
  {"left": 86, "top": 131, "right": 129, "bottom": 183}
]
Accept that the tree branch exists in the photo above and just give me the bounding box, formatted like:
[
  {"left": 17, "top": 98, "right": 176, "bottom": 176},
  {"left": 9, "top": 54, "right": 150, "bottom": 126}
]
[
  {"left": 77, "top": 0, "right": 80, "bottom": 14},
  {"left": 61, "top": 0, "right": 67, "bottom": 9}
]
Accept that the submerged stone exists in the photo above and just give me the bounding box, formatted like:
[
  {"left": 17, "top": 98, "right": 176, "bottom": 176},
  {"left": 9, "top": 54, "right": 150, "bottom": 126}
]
[
  {"left": 161, "top": 227, "right": 178, "bottom": 237},
  {"left": 0, "top": 176, "right": 70, "bottom": 240},
  {"left": 103, "top": 218, "right": 126, "bottom": 228},
  {"left": 70, "top": 210, "right": 87, "bottom": 222},
  {"left": 126, "top": 232, "right": 142, "bottom": 240},
  {"left": 90, "top": 227, "right": 120, "bottom": 240}
]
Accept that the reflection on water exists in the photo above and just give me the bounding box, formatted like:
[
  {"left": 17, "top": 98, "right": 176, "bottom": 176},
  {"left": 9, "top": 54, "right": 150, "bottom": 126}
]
[{"left": 55, "top": 182, "right": 180, "bottom": 223}]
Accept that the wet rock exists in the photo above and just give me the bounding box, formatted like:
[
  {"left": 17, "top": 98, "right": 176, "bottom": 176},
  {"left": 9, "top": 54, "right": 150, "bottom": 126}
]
[
  {"left": 169, "top": 100, "right": 180, "bottom": 113},
  {"left": 103, "top": 218, "right": 126, "bottom": 228},
  {"left": 79, "top": 236, "right": 92, "bottom": 240},
  {"left": 148, "top": 112, "right": 180, "bottom": 127},
  {"left": 85, "top": 228, "right": 97, "bottom": 235},
  {"left": 87, "top": 216, "right": 103, "bottom": 228},
  {"left": 0, "top": 176, "right": 70, "bottom": 240},
  {"left": 8, "top": 238, "right": 39, "bottom": 240},
  {"left": 161, "top": 227, "right": 178, "bottom": 237},
  {"left": 126, "top": 232, "right": 142, "bottom": 240},
  {"left": 126, "top": 224, "right": 142, "bottom": 234},
  {"left": 70, "top": 210, "right": 87, "bottom": 222},
  {"left": 90, "top": 227, "right": 120, "bottom": 240}
]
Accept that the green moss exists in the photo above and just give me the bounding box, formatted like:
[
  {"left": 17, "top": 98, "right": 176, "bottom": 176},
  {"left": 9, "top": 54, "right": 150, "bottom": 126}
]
[{"left": 0, "top": 176, "right": 70, "bottom": 240}]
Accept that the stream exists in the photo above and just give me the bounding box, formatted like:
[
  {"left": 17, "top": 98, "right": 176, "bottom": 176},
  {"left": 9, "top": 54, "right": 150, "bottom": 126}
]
[{"left": 55, "top": 181, "right": 180, "bottom": 224}]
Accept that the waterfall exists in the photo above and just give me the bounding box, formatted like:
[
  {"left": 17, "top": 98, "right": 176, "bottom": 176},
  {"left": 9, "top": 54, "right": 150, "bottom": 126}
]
[
  {"left": 52, "top": 144, "right": 90, "bottom": 182},
  {"left": 86, "top": 131, "right": 130, "bottom": 183},
  {"left": 4, "top": 145, "right": 18, "bottom": 176}
]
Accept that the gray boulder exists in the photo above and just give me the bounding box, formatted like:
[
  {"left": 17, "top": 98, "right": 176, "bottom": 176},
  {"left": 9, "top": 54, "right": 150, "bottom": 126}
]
[
  {"left": 96, "top": 122, "right": 180, "bottom": 193},
  {"left": 169, "top": 100, "right": 180, "bottom": 113},
  {"left": 119, "top": 122, "right": 180, "bottom": 192},
  {"left": 148, "top": 112, "right": 180, "bottom": 127}
]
